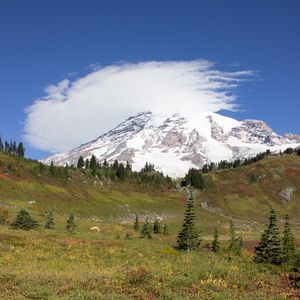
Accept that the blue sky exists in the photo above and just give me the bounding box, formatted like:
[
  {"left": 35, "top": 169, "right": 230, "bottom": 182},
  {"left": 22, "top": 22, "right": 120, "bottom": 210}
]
[{"left": 0, "top": 0, "right": 299, "bottom": 159}]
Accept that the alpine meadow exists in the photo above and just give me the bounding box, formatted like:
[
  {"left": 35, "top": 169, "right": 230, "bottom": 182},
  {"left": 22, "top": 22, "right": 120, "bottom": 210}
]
[{"left": 1, "top": 1, "right": 300, "bottom": 299}]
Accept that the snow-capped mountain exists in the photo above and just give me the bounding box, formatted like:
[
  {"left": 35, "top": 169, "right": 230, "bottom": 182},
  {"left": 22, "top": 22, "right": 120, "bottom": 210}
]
[{"left": 42, "top": 112, "right": 300, "bottom": 177}]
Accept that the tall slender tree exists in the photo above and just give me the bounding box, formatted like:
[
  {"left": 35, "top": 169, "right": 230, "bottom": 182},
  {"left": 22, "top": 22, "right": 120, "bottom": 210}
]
[
  {"left": 212, "top": 228, "right": 221, "bottom": 253},
  {"left": 153, "top": 218, "right": 161, "bottom": 234},
  {"left": 140, "top": 219, "right": 152, "bottom": 239},
  {"left": 254, "top": 208, "right": 282, "bottom": 265},
  {"left": 133, "top": 215, "right": 139, "bottom": 231},
  {"left": 282, "top": 214, "right": 296, "bottom": 264},
  {"left": 66, "top": 212, "right": 76, "bottom": 234},
  {"left": 176, "top": 196, "right": 200, "bottom": 251}
]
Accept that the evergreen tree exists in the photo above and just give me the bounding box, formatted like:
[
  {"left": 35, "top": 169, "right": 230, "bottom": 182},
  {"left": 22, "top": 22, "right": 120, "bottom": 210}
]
[
  {"left": 163, "top": 223, "right": 169, "bottom": 235},
  {"left": 254, "top": 209, "right": 282, "bottom": 265},
  {"left": 0, "top": 137, "right": 3, "bottom": 151},
  {"left": 10, "top": 209, "right": 39, "bottom": 230},
  {"left": 66, "top": 212, "right": 76, "bottom": 234},
  {"left": 176, "top": 196, "right": 200, "bottom": 251},
  {"left": 77, "top": 156, "right": 85, "bottom": 168},
  {"left": 16, "top": 142, "right": 25, "bottom": 157},
  {"left": 133, "top": 215, "right": 139, "bottom": 231},
  {"left": 125, "top": 161, "right": 132, "bottom": 172},
  {"left": 185, "top": 168, "right": 204, "bottom": 190},
  {"left": 140, "top": 219, "right": 152, "bottom": 239},
  {"left": 103, "top": 159, "right": 109, "bottom": 168},
  {"left": 112, "top": 160, "right": 119, "bottom": 171},
  {"left": 153, "top": 218, "right": 161, "bottom": 234},
  {"left": 116, "top": 163, "right": 126, "bottom": 180},
  {"left": 90, "top": 155, "right": 97, "bottom": 172},
  {"left": 85, "top": 158, "right": 90, "bottom": 169},
  {"left": 45, "top": 210, "right": 55, "bottom": 229},
  {"left": 282, "top": 214, "right": 296, "bottom": 264},
  {"left": 212, "top": 228, "right": 221, "bottom": 253},
  {"left": 227, "top": 220, "right": 243, "bottom": 255},
  {"left": 49, "top": 161, "right": 56, "bottom": 176}
]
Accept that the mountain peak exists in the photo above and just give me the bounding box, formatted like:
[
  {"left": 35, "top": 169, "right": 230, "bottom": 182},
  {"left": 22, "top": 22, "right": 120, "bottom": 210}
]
[{"left": 42, "top": 112, "right": 300, "bottom": 177}]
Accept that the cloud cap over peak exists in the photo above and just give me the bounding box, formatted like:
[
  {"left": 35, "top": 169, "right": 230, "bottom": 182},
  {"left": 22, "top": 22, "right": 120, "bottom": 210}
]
[{"left": 24, "top": 60, "right": 252, "bottom": 153}]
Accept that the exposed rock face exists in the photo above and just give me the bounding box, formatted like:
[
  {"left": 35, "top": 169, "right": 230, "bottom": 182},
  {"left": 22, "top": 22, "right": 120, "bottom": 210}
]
[
  {"left": 42, "top": 111, "right": 300, "bottom": 177},
  {"left": 279, "top": 187, "right": 295, "bottom": 202}
]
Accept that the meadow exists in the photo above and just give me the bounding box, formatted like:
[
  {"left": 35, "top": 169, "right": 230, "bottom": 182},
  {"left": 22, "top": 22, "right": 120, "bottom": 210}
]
[{"left": 0, "top": 152, "right": 300, "bottom": 299}]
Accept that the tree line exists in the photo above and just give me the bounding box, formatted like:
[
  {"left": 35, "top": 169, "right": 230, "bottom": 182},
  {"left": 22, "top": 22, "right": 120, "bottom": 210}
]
[{"left": 0, "top": 137, "right": 25, "bottom": 158}]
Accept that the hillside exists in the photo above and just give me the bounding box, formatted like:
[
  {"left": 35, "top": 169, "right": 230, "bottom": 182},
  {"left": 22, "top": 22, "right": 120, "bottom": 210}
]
[
  {"left": 1, "top": 151, "right": 300, "bottom": 299},
  {"left": 1, "top": 151, "right": 300, "bottom": 235}
]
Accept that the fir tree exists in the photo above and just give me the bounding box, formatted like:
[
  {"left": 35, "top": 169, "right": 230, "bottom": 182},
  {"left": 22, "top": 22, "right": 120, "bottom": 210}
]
[
  {"left": 282, "top": 214, "right": 296, "bottom": 264},
  {"left": 66, "top": 212, "right": 76, "bottom": 234},
  {"left": 254, "top": 208, "right": 282, "bottom": 265},
  {"left": 10, "top": 209, "right": 39, "bottom": 230},
  {"left": 116, "top": 163, "right": 126, "bottom": 180},
  {"left": 49, "top": 161, "right": 56, "bottom": 176},
  {"left": 0, "top": 138, "right": 3, "bottom": 151},
  {"left": 77, "top": 156, "right": 85, "bottom": 168},
  {"left": 85, "top": 158, "right": 90, "bottom": 169},
  {"left": 212, "top": 228, "right": 221, "bottom": 253},
  {"left": 140, "top": 219, "right": 152, "bottom": 239},
  {"left": 153, "top": 218, "right": 161, "bottom": 234},
  {"left": 133, "top": 215, "right": 139, "bottom": 231},
  {"left": 176, "top": 196, "right": 200, "bottom": 251},
  {"left": 90, "top": 155, "right": 97, "bottom": 172},
  {"left": 45, "top": 210, "right": 55, "bottom": 229},
  {"left": 163, "top": 223, "right": 169, "bottom": 235},
  {"left": 16, "top": 142, "right": 25, "bottom": 157}
]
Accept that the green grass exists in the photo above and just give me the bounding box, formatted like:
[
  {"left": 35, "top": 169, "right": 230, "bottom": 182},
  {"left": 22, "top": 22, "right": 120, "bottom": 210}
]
[{"left": 0, "top": 152, "right": 300, "bottom": 298}]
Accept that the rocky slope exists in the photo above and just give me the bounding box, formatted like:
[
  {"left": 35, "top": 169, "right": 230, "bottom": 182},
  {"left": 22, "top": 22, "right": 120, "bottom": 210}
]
[{"left": 43, "top": 112, "right": 300, "bottom": 177}]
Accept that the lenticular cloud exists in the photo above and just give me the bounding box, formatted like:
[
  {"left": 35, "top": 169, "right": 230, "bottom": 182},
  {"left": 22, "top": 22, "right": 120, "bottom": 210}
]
[{"left": 24, "top": 60, "right": 252, "bottom": 153}]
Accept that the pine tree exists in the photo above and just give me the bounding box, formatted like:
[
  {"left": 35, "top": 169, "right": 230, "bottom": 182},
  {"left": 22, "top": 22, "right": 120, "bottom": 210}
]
[
  {"left": 133, "top": 215, "right": 139, "bottom": 231},
  {"left": 16, "top": 142, "right": 25, "bottom": 157},
  {"left": 116, "top": 163, "right": 126, "bottom": 180},
  {"left": 45, "top": 210, "right": 55, "bottom": 229},
  {"left": 212, "top": 228, "right": 221, "bottom": 253},
  {"left": 163, "top": 223, "right": 169, "bottom": 235},
  {"left": 282, "top": 214, "right": 296, "bottom": 264},
  {"left": 254, "top": 208, "right": 282, "bottom": 265},
  {"left": 176, "top": 196, "right": 200, "bottom": 251},
  {"left": 66, "top": 212, "right": 76, "bottom": 234},
  {"left": 10, "top": 209, "right": 39, "bottom": 230},
  {"left": 90, "top": 155, "right": 97, "bottom": 173},
  {"left": 140, "top": 219, "right": 152, "bottom": 239},
  {"left": 77, "top": 156, "right": 85, "bottom": 168},
  {"left": 153, "top": 218, "right": 161, "bottom": 234},
  {"left": 49, "top": 161, "right": 56, "bottom": 176}
]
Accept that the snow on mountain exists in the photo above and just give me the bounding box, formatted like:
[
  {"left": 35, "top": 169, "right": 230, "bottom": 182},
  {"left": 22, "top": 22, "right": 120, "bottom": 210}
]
[{"left": 42, "top": 111, "right": 300, "bottom": 177}]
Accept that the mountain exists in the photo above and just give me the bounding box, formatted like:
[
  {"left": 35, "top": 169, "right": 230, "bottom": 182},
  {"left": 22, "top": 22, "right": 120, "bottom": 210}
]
[{"left": 42, "top": 111, "right": 300, "bottom": 177}]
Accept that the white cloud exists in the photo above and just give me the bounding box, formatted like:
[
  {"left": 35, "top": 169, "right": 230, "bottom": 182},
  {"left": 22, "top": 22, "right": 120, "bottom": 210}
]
[{"left": 24, "top": 60, "right": 252, "bottom": 153}]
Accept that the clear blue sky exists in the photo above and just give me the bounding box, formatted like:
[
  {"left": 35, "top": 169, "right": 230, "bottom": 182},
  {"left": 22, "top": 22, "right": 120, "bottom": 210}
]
[{"left": 0, "top": 0, "right": 299, "bottom": 159}]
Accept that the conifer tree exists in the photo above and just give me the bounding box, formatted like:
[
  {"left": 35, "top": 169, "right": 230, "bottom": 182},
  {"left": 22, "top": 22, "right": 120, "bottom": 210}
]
[
  {"left": 116, "top": 163, "right": 126, "bottom": 180},
  {"left": 133, "top": 215, "right": 139, "bottom": 231},
  {"left": 0, "top": 138, "right": 3, "bottom": 151},
  {"left": 16, "top": 142, "right": 25, "bottom": 157},
  {"left": 140, "top": 219, "right": 152, "bottom": 239},
  {"left": 66, "top": 212, "right": 76, "bottom": 234},
  {"left": 254, "top": 208, "right": 282, "bottom": 264},
  {"left": 212, "top": 228, "right": 221, "bottom": 253},
  {"left": 90, "top": 155, "right": 97, "bottom": 173},
  {"left": 153, "top": 218, "right": 161, "bottom": 234},
  {"left": 85, "top": 158, "right": 90, "bottom": 169},
  {"left": 45, "top": 210, "right": 55, "bottom": 229},
  {"left": 49, "top": 161, "right": 56, "bottom": 176},
  {"left": 176, "top": 196, "right": 200, "bottom": 251},
  {"left": 77, "top": 156, "right": 84, "bottom": 168},
  {"left": 163, "top": 223, "right": 169, "bottom": 235},
  {"left": 282, "top": 214, "right": 296, "bottom": 264},
  {"left": 10, "top": 209, "right": 39, "bottom": 230}
]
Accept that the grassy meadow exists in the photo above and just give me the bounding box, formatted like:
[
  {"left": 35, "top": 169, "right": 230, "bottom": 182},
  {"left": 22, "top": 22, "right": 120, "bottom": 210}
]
[{"left": 0, "top": 152, "right": 300, "bottom": 299}]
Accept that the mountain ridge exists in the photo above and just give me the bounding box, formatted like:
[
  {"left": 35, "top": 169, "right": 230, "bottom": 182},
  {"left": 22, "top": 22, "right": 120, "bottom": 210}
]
[{"left": 42, "top": 111, "right": 300, "bottom": 177}]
